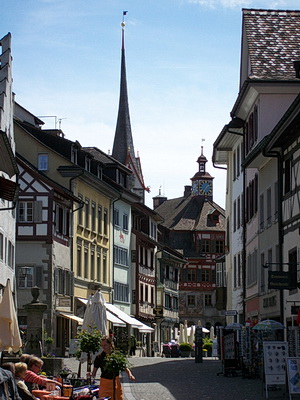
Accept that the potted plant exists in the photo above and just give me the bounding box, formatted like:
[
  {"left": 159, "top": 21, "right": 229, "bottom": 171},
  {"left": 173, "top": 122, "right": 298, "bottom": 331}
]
[
  {"left": 103, "top": 350, "right": 132, "bottom": 400},
  {"left": 179, "top": 342, "right": 192, "bottom": 357},
  {"left": 58, "top": 365, "right": 72, "bottom": 379},
  {"left": 202, "top": 337, "right": 213, "bottom": 357},
  {"left": 76, "top": 327, "right": 102, "bottom": 374}
]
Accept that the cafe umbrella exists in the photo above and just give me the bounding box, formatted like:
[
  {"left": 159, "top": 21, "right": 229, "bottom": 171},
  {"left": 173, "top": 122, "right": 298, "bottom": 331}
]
[
  {"left": 252, "top": 319, "right": 285, "bottom": 331},
  {"left": 82, "top": 290, "right": 107, "bottom": 335},
  {"left": 0, "top": 279, "right": 22, "bottom": 357},
  {"left": 80, "top": 290, "right": 107, "bottom": 374}
]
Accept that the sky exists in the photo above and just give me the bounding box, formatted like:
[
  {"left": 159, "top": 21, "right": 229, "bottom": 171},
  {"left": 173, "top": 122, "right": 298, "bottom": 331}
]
[{"left": 2, "top": 0, "right": 300, "bottom": 208}]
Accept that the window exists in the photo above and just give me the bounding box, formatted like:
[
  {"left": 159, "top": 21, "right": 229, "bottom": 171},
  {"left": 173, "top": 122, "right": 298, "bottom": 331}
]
[
  {"left": 187, "top": 269, "right": 196, "bottom": 281},
  {"left": 18, "top": 266, "right": 33, "bottom": 288},
  {"left": 114, "top": 208, "right": 120, "bottom": 227},
  {"left": 165, "top": 293, "right": 171, "bottom": 309},
  {"left": 204, "top": 294, "right": 212, "bottom": 306},
  {"left": 38, "top": 154, "right": 48, "bottom": 171},
  {"left": 71, "top": 145, "right": 78, "bottom": 164},
  {"left": 237, "top": 253, "right": 241, "bottom": 287},
  {"left": 233, "top": 151, "right": 236, "bottom": 180},
  {"left": 78, "top": 195, "right": 83, "bottom": 226},
  {"left": 215, "top": 240, "right": 224, "bottom": 254},
  {"left": 103, "top": 250, "right": 107, "bottom": 283},
  {"left": 267, "top": 188, "right": 272, "bottom": 227},
  {"left": 98, "top": 205, "right": 102, "bottom": 234},
  {"left": 96, "top": 247, "right": 101, "bottom": 282},
  {"left": 56, "top": 204, "right": 70, "bottom": 236},
  {"left": 247, "top": 250, "right": 257, "bottom": 286},
  {"left": 0, "top": 232, "right": 3, "bottom": 261},
  {"left": 90, "top": 246, "right": 95, "bottom": 281},
  {"left": 202, "top": 269, "right": 210, "bottom": 282},
  {"left": 84, "top": 242, "right": 89, "bottom": 279},
  {"left": 237, "top": 197, "right": 241, "bottom": 229},
  {"left": 233, "top": 256, "right": 237, "bottom": 289},
  {"left": 123, "top": 214, "right": 128, "bottom": 231},
  {"left": 77, "top": 240, "right": 82, "bottom": 277},
  {"left": 201, "top": 240, "right": 210, "bottom": 253},
  {"left": 18, "top": 201, "right": 33, "bottom": 222},
  {"left": 85, "top": 156, "right": 91, "bottom": 172},
  {"left": 284, "top": 157, "right": 292, "bottom": 194},
  {"left": 85, "top": 198, "right": 90, "bottom": 229},
  {"left": 114, "top": 282, "right": 129, "bottom": 302},
  {"left": 259, "top": 193, "right": 264, "bottom": 230},
  {"left": 7, "top": 241, "right": 14, "bottom": 268},
  {"left": 187, "top": 295, "right": 195, "bottom": 306},
  {"left": 150, "top": 221, "right": 157, "bottom": 240},
  {"left": 260, "top": 253, "right": 266, "bottom": 292},
  {"left": 237, "top": 145, "right": 240, "bottom": 177},
  {"left": 233, "top": 201, "right": 236, "bottom": 232},
  {"left": 103, "top": 209, "right": 108, "bottom": 236},
  {"left": 91, "top": 202, "right": 96, "bottom": 231},
  {"left": 114, "top": 246, "right": 128, "bottom": 266}
]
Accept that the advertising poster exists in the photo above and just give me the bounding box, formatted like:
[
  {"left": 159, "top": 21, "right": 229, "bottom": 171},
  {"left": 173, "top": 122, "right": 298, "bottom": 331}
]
[
  {"left": 263, "top": 342, "right": 288, "bottom": 387},
  {"left": 287, "top": 358, "right": 300, "bottom": 395}
]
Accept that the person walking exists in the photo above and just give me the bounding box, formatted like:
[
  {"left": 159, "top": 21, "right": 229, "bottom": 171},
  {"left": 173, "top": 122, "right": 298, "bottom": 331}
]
[
  {"left": 129, "top": 335, "right": 137, "bottom": 356},
  {"left": 90, "top": 336, "right": 135, "bottom": 400}
]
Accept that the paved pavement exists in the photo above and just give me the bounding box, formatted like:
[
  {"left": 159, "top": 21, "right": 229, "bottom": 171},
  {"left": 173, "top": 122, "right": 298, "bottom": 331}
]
[{"left": 64, "top": 356, "right": 287, "bottom": 400}]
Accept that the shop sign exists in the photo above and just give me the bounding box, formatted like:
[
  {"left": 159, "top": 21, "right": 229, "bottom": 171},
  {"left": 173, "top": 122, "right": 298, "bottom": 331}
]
[{"left": 268, "top": 271, "right": 296, "bottom": 290}]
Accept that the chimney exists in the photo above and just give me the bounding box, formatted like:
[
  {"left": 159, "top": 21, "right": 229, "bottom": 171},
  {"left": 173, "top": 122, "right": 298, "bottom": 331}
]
[{"left": 184, "top": 185, "right": 192, "bottom": 198}]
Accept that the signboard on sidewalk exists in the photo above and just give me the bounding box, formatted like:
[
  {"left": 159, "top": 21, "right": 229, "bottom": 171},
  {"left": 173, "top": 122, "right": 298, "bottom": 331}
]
[
  {"left": 287, "top": 357, "right": 300, "bottom": 398},
  {"left": 263, "top": 341, "right": 288, "bottom": 398}
]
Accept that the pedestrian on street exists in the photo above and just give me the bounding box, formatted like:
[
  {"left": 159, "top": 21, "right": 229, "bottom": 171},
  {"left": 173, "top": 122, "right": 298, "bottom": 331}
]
[
  {"left": 90, "top": 336, "right": 135, "bottom": 400},
  {"left": 129, "top": 335, "right": 137, "bottom": 356}
]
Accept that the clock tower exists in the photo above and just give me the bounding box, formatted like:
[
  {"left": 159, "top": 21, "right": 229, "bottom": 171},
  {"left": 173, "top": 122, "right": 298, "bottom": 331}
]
[{"left": 191, "top": 147, "right": 213, "bottom": 198}]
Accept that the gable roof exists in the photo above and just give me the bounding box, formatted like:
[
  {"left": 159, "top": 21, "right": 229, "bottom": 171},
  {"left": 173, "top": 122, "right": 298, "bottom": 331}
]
[
  {"left": 156, "top": 194, "right": 225, "bottom": 232},
  {"left": 243, "top": 8, "right": 300, "bottom": 81}
]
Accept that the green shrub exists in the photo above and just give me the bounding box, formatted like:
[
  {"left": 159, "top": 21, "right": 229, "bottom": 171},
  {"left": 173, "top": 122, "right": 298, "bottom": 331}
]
[{"left": 179, "top": 343, "right": 192, "bottom": 352}]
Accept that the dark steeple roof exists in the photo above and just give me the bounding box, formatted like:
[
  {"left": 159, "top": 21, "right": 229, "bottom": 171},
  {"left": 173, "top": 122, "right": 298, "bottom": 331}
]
[
  {"left": 111, "top": 14, "right": 148, "bottom": 202},
  {"left": 112, "top": 20, "right": 135, "bottom": 165}
]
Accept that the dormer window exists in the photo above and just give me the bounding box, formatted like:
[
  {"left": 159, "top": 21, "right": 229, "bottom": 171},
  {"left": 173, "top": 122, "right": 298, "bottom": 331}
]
[
  {"left": 71, "top": 145, "right": 78, "bottom": 164},
  {"left": 85, "top": 156, "right": 91, "bottom": 172}
]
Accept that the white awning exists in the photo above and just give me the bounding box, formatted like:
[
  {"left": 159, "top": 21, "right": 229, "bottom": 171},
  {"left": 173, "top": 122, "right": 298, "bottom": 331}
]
[
  {"left": 107, "top": 310, "right": 126, "bottom": 327},
  {"left": 77, "top": 298, "right": 126, "bottom": 327},
  {"left": 59, "top": 313, "right": 83, "bottom": 325},
  {"left": 105, "top": 303, "right": 143, "bottom": 328},
  {"left": 137, "top": 322, "right": 154, "bottom": 333}
]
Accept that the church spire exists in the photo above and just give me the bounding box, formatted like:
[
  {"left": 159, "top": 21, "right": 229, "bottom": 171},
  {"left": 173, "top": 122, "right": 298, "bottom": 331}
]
[
  {"left": 112, "top": 11, "right": 135, "bottom": 165},
  {"left": 112, "top": 12, "right": 148, "bottom": 202}
]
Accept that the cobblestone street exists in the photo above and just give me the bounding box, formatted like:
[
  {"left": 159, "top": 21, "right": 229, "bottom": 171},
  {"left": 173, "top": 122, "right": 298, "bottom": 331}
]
[{"left": 64, "top": 356, "right": 286, "bottom": 400}]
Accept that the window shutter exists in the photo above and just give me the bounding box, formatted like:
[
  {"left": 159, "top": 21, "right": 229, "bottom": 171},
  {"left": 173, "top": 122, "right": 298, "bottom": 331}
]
[
  {"left": 54, "top": 268, "right": 59, "bottom": 294},
  {"left": 35, "top": 266, "right": 43, "bottom": 289},
  {"left": 33, "top": 201, "right": 43, "bottom": 223}
]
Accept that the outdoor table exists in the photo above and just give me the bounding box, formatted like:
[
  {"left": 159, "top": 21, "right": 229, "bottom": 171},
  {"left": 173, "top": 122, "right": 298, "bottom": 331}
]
[{"left": 31, "top": 389, "right": 51, "bottom": 399}]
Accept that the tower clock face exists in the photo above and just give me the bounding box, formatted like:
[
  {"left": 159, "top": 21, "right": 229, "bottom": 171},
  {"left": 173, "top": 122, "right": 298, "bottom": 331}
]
[{"left": 199, "top": 180, "right": 212, "bottom": 195}]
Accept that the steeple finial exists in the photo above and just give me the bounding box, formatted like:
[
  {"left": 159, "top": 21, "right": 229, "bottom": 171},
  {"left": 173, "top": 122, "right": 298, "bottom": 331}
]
[{"left": 122, "top": 11, "right": 127, "bottom": 51}]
